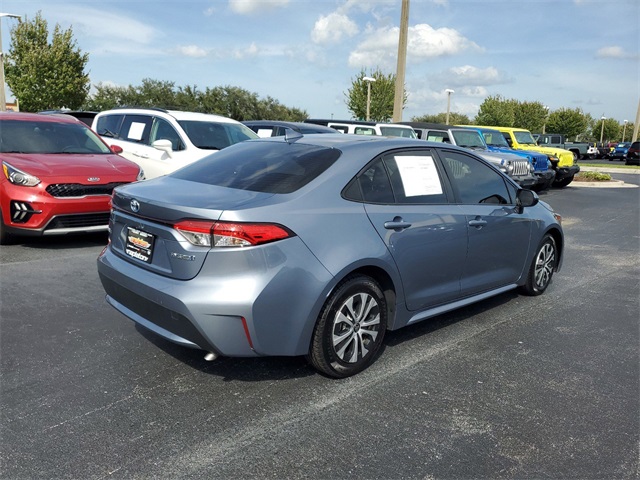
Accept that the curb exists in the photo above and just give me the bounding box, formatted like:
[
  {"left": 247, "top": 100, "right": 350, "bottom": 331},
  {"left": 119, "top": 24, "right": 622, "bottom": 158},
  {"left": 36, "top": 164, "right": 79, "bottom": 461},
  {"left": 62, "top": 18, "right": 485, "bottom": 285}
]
[{"left": 580, "top": 166, "right": 640, "bottom": 175}]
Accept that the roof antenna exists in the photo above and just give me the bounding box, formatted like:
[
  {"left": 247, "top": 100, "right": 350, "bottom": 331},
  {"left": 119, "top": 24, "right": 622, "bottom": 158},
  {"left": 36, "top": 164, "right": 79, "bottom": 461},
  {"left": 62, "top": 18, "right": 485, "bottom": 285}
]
[{"left": 284, "top": 128, "right": 303, "bottom": 144}]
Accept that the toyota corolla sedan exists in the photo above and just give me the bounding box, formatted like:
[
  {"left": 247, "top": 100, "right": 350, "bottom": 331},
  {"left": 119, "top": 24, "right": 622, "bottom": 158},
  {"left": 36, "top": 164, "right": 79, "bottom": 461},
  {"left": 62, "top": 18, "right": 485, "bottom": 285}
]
[
  {"left": 97, "top": 133, "right": 563, "bottom": 378},
  {"left": 1, "top": 112, "right": 144, "bottom": 244}
]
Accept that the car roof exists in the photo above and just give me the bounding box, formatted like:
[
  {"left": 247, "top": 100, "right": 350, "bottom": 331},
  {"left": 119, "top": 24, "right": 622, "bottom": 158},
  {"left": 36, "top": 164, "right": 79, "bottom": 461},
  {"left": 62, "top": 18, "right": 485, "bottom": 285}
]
[
  {"left": 95, "top": 107, "right": 241, "bottom": 124},
  {"left": 0, "top": 111, "right": 81, "bottom": 124},
  {"left": 243, "top": 120, "right": 337, "bottom": 132}
]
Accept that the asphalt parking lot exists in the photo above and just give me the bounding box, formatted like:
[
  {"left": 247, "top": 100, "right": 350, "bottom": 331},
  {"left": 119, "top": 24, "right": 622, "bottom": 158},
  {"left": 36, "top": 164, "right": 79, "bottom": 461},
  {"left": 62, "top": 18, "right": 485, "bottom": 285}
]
[{"left": 1, "top": 172, "right": 638, "bottom": 479}]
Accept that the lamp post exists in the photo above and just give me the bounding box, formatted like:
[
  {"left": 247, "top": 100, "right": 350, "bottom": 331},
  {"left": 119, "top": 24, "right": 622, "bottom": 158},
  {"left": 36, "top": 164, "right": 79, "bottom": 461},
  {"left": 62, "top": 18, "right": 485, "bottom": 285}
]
[
  {"left": 445, "top": 89, "right": 454, "bottom": 125},
  {"left": 600, "top": 116, "right": 606, "bottom": 144},
  {"left": 362, "top": 76, "right": 376, "bottom": 121},
  {"left": 0, "top": 13, "right": 21, "bottom": 112},
  {"left": 622, "top": 120, "right": 628, "bottom": 142},
  {"left": 542, "top": 106, "right": 549, "bottom": 134}
]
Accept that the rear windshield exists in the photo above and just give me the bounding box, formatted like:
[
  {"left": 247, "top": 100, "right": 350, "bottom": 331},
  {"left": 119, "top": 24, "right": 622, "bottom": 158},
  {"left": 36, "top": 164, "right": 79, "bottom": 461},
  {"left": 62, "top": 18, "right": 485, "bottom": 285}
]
[
  {"left": 0, "top": 119, "right": 111, "bottom": 154},
  {"left": 172, "top": 140, "right": 341, "bottom": 194},
  {"left": 177, "top": 120, "right": 258, "bottom": 150}
]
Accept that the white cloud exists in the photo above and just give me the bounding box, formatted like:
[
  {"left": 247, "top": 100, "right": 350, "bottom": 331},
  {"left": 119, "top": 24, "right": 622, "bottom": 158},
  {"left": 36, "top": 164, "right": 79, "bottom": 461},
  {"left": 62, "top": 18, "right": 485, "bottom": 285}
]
[
  {"left": 595, "top": 45, "right": 637, "bottom": 59},
  {"left": 229, "top": 0, "right": 290, "bottom": 14},
  {"left": 233, "top": 42, "right": 259, "bottom": 59},
  {"left": 436, "top": 65, "right": 510, "bottom": 87},
  {"left": 311, "top": 13, "right": 359, "bottom": 45},
  {"left": 348, "top": 24, "right": 482, "bottom": 68},
  {"left": 177, "top": 45, "right": 208, "bottom": 58}
]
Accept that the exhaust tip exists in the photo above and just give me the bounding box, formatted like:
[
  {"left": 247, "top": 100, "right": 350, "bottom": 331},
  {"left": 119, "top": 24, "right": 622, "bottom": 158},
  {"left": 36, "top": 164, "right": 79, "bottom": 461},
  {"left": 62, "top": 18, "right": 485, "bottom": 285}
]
[{"left": 204, "top": 352, "right": 218, "bottom": 362}]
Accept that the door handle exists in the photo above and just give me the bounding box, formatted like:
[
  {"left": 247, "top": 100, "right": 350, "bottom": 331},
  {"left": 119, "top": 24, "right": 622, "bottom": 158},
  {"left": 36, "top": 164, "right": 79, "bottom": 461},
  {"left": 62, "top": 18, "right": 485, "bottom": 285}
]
[
  {"left": 384, "top": 217, "right": 412, "bottom": 231},
  {"left": 468, "top": 217, "right": 487, "bottom": 229}
]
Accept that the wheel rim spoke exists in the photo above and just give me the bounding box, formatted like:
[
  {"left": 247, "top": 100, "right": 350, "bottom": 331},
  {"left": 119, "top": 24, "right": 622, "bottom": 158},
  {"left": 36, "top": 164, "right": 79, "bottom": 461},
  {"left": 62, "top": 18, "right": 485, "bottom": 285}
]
[
  {"left": 332, "top": 291, "right": 380, "bottom": 364},
  {"left": 534, "top": 243, "right": 555, "bottom": 288}
]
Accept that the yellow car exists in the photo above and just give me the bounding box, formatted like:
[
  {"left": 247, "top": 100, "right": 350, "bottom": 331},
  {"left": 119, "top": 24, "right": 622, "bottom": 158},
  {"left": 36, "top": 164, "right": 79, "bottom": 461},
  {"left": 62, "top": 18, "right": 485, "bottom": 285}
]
[{"left": 472, "top": 126, "right": 579, "bottom": 187}]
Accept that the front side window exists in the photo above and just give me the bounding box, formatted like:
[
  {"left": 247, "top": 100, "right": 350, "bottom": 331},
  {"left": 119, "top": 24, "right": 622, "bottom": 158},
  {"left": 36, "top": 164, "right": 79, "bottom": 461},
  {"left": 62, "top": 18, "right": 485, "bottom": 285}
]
[
  {"left": 425, "top": 130, "right": 449, "bottom": 143},
  {"left": 513, "top": 131, "right": 537, "bottom": 145},
  {"left": 482, "top": 130, "right": 510, "bottom": 148},
  {"left": 379, "top": 126, "right": 417, "bottom": 138},
  {"left": 171, "top": 141, "right": 340, "bottom": 194},
  {"left": 151, "top": 118, "right": 185, "bottom": 151},
  {"left": 451, "top": 130, "right": 485, "bottom": 149},
  {"left": 440, "top": 150, "right": 512, "bottom": 205}
]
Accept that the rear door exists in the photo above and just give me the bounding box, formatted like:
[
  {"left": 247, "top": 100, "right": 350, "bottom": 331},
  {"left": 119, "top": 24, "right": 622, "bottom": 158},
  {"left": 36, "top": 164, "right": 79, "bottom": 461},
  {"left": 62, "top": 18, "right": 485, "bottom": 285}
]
[{"left": 360, "top": 149, "right": 468, "bottom": 311}]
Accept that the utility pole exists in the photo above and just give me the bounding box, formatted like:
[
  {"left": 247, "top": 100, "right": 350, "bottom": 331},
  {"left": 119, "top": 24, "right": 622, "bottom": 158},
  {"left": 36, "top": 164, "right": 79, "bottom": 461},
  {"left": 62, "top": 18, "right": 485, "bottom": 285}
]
[
  {"left": 633, "top": 98, "right": 640, "bottom": 143},
  {"left": 0, "top": 13, "right": 21, "bottom": 112},
  {"left": 392, "top": 0, "right": 409, "bottom": 122}
]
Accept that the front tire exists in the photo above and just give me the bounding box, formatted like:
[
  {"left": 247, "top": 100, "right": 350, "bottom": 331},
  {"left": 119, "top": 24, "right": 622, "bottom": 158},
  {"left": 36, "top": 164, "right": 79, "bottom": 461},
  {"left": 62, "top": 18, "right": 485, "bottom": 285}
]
[
  {"left": 307, "top": 275, "right": 387, "bottom": 378},
  {"left": 0, "top": 210, "right": 14, "bottom": 246},
  {"left": 521, "top": 234, "right": 557, "bottom": 296}
]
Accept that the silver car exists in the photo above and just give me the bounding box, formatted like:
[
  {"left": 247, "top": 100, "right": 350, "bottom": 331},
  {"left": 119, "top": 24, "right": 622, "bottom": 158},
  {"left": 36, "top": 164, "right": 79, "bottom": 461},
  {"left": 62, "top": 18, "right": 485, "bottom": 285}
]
[{"left": 97, "top": 133, "right": 563, "bottom": 378}]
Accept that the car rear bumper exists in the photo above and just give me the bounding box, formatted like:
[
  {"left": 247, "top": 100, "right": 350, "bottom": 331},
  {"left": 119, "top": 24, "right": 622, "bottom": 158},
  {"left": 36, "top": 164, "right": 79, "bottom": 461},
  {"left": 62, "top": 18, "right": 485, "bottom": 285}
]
[{"left": 97, "top": 238, "right": 334, "bottom": 358}]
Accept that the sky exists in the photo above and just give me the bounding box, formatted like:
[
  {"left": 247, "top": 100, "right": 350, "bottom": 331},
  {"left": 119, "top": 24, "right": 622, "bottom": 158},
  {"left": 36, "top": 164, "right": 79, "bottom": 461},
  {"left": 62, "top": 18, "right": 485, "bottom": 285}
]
[{"left": 1, "top": 0, "right": 638, "bottom": 124}]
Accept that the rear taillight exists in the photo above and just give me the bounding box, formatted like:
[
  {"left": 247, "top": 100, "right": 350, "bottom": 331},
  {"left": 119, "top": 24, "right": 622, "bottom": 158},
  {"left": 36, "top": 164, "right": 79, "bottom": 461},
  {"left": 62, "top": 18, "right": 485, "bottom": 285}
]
[{"left": 174, "top": 220, "right": 293, "bottom": 247}]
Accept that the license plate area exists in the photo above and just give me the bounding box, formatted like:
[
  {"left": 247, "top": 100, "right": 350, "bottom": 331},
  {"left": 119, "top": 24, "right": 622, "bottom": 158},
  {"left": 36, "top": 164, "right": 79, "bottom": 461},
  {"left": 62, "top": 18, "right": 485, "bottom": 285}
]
[{"left": 125, "top": 227, "right": 155, "bottom": 263}]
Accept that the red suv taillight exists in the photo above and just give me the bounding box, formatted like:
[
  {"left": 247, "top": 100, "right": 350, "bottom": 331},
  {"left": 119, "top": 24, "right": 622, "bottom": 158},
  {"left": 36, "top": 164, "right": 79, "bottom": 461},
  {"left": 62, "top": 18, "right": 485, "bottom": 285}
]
[{"left": 174, "top": 220, "right": 293, "bottom": 247}]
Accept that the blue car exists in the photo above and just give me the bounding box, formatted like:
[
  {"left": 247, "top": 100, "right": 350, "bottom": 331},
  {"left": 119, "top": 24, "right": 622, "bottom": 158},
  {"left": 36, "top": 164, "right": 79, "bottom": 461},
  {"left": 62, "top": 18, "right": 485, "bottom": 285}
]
[
  {"left": 610, "top": 142, "right": 631, "bottom": 161},
  {"left": 97, "top": 134, "right": 564, "bottom": 378},
  {"left": 469, "top": 127, "right": 556, "bottom": 191}
]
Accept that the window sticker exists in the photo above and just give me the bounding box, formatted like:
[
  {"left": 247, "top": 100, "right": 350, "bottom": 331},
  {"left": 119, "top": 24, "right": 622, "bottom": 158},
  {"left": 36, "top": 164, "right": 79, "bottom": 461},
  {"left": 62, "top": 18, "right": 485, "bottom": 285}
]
[
  {"left": 128, "top": 122, "right": 146, "bottom": 141},
  {"left": 395, "top": 155, "right": 443, "bottom": 196},
  {"left": 256, "top": 128, "right": 274, "bottom": 138}
]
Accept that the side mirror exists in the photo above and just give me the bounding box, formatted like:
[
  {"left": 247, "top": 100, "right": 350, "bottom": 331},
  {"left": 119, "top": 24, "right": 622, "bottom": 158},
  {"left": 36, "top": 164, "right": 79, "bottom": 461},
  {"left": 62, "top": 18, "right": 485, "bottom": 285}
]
[
  {"left": 152, "top": 139, "right": 173, "bottom": 157},
  {"left": 516, "top": 189, "right": 539, "bottom": 213},
  {"left": 110, "top": 144, "right": 123, "bottom": 154}
]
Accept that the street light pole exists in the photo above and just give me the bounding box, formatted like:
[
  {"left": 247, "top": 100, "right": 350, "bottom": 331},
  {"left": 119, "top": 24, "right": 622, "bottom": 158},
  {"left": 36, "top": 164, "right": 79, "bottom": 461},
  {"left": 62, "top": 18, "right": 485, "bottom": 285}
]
[
  {"left": 599, "top": 116, "right": 606, "bottom": 144},
  {"left": 622, "top": 120, "right": 628, "bottom": 142},
  {"left": 362, "top": 76, "right": 376, "bottom": 121},
  {"left": 0, "top": 13, "right": 21, "bottom": 112},
  {"left": 542, "top": 106, "right": 549, "bottom": 134},
  {"left": 445, "top": 89, "right": 454, "bottom": 125}
]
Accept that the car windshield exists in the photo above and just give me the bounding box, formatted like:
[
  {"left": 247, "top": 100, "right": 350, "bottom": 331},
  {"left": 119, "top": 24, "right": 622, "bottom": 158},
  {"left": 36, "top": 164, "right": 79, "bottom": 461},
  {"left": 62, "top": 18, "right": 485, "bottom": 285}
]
[
  {"left": 171, "top": 140, "right": 341, "bottom": 194},
  {"left": 482, "top": 130, "right": 510, "bottom": 148},
  {"left": 514, "top": 131, "right": 538, "bottom": 145},
  {"left": 0, "top": 119, "right": 111, "bottom": 154},
  {"left": 178, "top": 120, "right": 258, "bottom": 150},
  {"left": 451, "top": 130, "right": 486, "bottom": 149},
  {"left": 379, "top": 126, "right": 417, "bottom": 138},
  {"left": 617, "top": 143, "right": 630, "bottom": 148}
]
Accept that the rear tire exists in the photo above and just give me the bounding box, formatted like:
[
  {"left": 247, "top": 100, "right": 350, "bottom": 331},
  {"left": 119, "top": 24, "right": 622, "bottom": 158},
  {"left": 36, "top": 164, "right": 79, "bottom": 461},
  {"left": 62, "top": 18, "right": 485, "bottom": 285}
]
[
  {"left": 307, "top": 275, "right": 386, "bottom": 378},
  {"left": 521, "top": 234, "right": 557, "bottom": 296}
]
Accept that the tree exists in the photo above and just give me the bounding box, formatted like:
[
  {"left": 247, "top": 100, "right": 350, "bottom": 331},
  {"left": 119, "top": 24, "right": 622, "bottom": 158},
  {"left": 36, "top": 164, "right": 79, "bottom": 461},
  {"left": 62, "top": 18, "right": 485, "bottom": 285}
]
[
  {"left": 345, "top": 68, "right": 405, "bottom": 122},
  {"left": 474, "top": 95, "right": 515, "bottom": 127},
  {"left": 5, "top": 12, "right": 89, "bottom": 111},
  {"left": 590, "top": 117, "right": 621, "bottom": 143},
  {"left": 412, "top": 112, "right": 471, "bottom": 125},
  {"left": 513, "top": 101, "right": 548, "bottom": 132},
  {"left": 545, "top": 108, "right": 589, "bottom": 139}
]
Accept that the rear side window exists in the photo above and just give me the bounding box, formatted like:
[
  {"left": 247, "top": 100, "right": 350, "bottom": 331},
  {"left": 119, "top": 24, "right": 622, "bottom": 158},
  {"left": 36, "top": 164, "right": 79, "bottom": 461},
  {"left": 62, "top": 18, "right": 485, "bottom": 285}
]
[
  {"left": 120, "top": 115, "right": 152, "bottom": 144},
  {"left": 172, "top": 141, "right": 341, "bottom": 194}
]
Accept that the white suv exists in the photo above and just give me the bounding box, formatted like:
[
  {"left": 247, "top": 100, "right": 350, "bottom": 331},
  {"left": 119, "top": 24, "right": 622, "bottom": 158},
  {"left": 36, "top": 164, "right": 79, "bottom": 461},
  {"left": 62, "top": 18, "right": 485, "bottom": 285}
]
[{"left": 92, "top": 108, "right": 258, "bottom": 179}]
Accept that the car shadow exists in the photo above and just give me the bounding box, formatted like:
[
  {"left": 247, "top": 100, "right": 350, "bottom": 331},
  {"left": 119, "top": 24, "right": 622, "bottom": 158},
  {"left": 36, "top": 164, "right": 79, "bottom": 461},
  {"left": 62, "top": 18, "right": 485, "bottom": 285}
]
[
  {"left": 133, "top": 289, "right": 520, "bottom": 382},
  {"left": 8, "top": 232, "right": 109, "bottom": 250}
]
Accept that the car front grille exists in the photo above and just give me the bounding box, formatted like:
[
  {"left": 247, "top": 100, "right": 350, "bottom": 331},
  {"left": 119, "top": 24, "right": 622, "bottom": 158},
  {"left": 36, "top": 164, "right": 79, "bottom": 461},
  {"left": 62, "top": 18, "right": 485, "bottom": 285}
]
[
  {"left": 44, "top": 213, "right": 110, "bottom": 231},
  {"left": 512, "top": 161, "right": 531, "bottom": 176},
  {"left": 46, "top": 182, "right": 126, "bottom": 198}
]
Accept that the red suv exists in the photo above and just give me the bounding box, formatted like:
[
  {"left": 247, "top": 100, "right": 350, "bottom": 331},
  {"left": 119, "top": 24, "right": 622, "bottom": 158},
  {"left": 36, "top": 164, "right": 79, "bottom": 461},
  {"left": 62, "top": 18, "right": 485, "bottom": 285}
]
[
  {"left": 1, "top": 112, "right": 143, "bottom": 244},
  {"left": 626, "top": 141, "right": 640, "bottom": 165}
]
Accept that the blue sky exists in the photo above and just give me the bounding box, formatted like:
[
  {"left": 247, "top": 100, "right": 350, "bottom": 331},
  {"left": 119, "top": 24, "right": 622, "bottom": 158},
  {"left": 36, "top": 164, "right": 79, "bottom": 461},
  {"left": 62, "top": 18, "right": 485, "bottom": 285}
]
[{"left": 2, "top": 0, "right": 638, "bottom": 124}]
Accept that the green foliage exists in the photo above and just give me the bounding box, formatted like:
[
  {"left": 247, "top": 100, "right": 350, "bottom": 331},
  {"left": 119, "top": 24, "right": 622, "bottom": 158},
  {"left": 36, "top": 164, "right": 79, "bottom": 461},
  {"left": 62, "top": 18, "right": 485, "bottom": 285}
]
[
  {"left": 576, "top": 171, "right": 611, "bottom": 181},
  {"left": 345, "top": 68, "right": 405, "bottom": 122},
  {"left": 83, "top": 80, "right": 307, "bottom": 121},
  {"left": 513, "top": 101, "right": 548, "bottom": 132},
  {"left": 411, "top": 112, "right": 471, "bottom": 125},
  {"left": 5, "top": 12, "right": 89, "bottom": 111},
  {"left": 474, "top": 95, "right": 515, "bottom": 127},
  {"left": 590, "top": 117, "right": 621, "bottom": 143},
  {"left": 545, "top": 108, "right": 589, "bottom": 139},
  {"left": 619, "top": 121, "right": 635, "bottom": 142}
]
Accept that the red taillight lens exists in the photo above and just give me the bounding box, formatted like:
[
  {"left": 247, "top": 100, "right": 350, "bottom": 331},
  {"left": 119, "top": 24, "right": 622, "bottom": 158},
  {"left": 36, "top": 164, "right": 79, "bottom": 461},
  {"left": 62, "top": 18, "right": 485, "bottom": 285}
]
[{"left": 174, "top": 220, "right": 292, "bottom": 247}]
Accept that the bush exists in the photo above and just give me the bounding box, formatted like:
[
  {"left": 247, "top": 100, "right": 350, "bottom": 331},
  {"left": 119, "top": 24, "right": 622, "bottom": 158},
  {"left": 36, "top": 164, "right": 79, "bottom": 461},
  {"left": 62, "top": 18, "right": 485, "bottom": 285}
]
[{"left": 576, "top": 171, "right": 612, "bottom": 181}]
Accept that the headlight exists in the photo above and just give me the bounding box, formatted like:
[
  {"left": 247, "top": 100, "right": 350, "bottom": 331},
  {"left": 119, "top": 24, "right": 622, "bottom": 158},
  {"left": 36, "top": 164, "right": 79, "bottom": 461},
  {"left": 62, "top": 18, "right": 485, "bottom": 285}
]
[
  {"left": 529, "top": 163, "right": 535, "bottom": 172},
  {"left": 136, "top": 168, "right": 145, "bottom": 181},
  {"left": 2, "top": 162, "right": 41, "bottom": 187}
]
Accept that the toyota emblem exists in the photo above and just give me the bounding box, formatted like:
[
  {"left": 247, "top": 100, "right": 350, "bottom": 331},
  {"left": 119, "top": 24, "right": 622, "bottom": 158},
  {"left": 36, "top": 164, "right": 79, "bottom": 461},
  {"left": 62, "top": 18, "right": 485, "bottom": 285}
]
[{"left": 130, "top": 199, "right": 140, "bottom": 213}]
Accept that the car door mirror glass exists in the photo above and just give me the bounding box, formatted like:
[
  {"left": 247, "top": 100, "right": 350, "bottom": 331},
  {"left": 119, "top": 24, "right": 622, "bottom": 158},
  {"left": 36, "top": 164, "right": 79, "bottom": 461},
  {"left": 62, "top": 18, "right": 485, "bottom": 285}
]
[{"left": 517, "top": 189, "right": 539, "bottom": 208}]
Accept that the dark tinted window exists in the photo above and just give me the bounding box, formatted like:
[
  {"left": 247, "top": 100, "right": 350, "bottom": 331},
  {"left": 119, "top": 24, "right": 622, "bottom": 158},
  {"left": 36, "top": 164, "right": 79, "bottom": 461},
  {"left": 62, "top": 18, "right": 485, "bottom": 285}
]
[
  {"left": 357, "top": 159, "right": 394, "bottom": 203},
  {"left": 440, "top": 150, "right": 512, "bottom": 205},
  {"left": 178, "top": 120, "right": 257, "bottom": 150},
  {"left": 95, "top": 114, "right": 124, "bottom": 139},
  {"left": 383, "top": 151, "right": 448, "bottom": 204},
  {"left": 151, "top": 118, "right": 184, "bottom": 151},
  {"left": 120, "top": 115, "right": 152, "bottom": 144},
  {"left": 172, "top": 141, "right": 341, "bottom": 194},
  {"left": 0, "top": 120, "right": 111, "bottom": 154}
]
